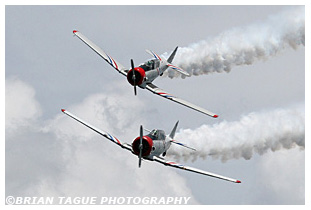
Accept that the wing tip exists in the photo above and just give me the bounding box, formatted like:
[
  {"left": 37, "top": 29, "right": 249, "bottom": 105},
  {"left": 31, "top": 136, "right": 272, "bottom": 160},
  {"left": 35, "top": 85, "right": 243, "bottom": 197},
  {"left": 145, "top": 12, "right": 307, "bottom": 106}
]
[
  {"left": 213, "top": 114, "right": 219, "bottom": 118},
  {"left": 61, "top": 109, "right": 66, "bottom": 112},
  {"left": 73, "top": 30, "right": 78, "bottom": 34},
  {"left": 236, "top": 180, "right": 241, "bottom": 183}
]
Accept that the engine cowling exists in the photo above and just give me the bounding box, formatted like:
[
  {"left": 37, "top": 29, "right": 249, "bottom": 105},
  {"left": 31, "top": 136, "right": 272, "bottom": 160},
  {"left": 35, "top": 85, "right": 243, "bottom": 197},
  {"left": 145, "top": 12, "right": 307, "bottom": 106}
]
[
  {"left": 132, "top": 136, "right": 153, "bottom": 157},
  {"left": 127, "top": 67, "right": 146, "bottom": 86}
]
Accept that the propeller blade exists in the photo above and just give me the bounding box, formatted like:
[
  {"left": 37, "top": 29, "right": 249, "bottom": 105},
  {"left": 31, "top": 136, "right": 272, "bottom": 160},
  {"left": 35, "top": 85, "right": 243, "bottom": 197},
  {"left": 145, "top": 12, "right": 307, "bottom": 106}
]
[
  {"left": 131, "top": 59, "right": 135, "bottom": 70},
  {"left": 131, "top": 59, "right": 137, "bottom": 96},
  {"left": 138, "top": 125, "right": 143, "bottom": 168}
]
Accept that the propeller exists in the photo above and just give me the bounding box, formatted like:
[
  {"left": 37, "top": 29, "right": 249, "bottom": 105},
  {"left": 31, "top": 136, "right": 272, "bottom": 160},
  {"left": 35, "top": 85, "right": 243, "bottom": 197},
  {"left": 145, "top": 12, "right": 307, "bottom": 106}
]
[
  {"left": 131, "top": 59, "right": 137, "bottom": 96},
  {"left": 138, "top": 125, "right": 143, "bottom": 168}
]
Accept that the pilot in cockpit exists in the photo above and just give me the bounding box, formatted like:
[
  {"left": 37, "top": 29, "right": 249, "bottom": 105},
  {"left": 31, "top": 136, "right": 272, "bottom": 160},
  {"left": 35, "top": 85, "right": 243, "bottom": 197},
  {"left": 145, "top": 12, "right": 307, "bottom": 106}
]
[
  {"left": 145, "top": 60, "right": 155, "bottom": 69},
  {"left": 150, "top": 129, "right": 158, "bottom": 138},
  {"left": 149, "top": 129, "right": 165, "bottom": 140}
]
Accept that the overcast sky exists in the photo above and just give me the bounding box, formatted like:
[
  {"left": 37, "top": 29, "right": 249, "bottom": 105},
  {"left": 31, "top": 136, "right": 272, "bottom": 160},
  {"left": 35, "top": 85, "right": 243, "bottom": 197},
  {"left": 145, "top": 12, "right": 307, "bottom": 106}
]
[{"left": 5, "top": 4, "right": 306, "bottom": 205}]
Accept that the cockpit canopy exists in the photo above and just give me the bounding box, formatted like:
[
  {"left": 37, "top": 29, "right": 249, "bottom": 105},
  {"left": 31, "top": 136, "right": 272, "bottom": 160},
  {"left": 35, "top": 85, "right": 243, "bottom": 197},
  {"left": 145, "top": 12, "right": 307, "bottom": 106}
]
[
  {"left": 139, "top": 59, "right": 160, "bottom": 71},
  {"left": 149, "top": 129, "right": 166, "bottom": 140}
]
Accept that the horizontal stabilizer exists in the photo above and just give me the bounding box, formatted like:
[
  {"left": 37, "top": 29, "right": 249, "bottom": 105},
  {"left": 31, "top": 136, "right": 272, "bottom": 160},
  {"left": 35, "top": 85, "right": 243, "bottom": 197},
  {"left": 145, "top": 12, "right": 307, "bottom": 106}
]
[
  {"left": 170, "top": 140, "right": 196, "bottom": 151},
  {"left": 146, "top": 49, "right": 162, "bottom": 60},
  {"left": 167, "top": 64, "right": 190, "bottom": 77}
]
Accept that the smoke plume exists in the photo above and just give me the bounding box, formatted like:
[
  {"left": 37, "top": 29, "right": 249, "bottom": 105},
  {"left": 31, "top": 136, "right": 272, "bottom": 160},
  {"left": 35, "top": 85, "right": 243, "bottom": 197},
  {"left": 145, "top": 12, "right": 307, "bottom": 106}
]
[
  {"left": 168, "top": 104, "right": 305, "bottom": 162},
  {"left": 166, "top": 6, "right": 305, "bottom": 78}
]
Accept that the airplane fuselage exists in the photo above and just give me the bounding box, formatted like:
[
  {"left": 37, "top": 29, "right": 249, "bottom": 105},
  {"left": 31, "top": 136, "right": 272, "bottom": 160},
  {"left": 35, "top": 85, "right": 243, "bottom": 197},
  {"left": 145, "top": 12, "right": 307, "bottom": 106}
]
[
  {"left": 127, "top": 59, "right": 169, "bottom": 89},
  {"left": 131, "top": 129, "right": 171, "bottom": 160}
]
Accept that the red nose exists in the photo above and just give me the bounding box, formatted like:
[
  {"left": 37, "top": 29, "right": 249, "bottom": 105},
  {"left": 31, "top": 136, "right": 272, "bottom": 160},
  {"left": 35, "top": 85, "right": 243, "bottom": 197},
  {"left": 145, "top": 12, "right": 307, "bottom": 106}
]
[
  {"left": 132, "top": 136, "right": 153, "bottom": 157},
  {"left": 127, "top": 67, "right": 146, "bottom": 86}
]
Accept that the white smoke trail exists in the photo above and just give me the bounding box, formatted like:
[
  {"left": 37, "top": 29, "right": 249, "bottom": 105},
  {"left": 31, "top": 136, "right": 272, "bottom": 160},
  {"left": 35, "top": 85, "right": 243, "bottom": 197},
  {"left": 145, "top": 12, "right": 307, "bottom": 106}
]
[
  {"left": 166, "top": 6, "right": 305, "bottom": 78},
  {"left": 168, "top": 104, "right": 305, "bottom": 162}
]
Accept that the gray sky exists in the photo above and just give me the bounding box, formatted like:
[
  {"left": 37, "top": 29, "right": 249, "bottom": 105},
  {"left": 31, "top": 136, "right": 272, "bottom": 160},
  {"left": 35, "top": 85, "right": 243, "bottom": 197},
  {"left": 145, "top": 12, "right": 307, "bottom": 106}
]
[{"left": 5, "top": 5, "right": 305, "bottom": 205}]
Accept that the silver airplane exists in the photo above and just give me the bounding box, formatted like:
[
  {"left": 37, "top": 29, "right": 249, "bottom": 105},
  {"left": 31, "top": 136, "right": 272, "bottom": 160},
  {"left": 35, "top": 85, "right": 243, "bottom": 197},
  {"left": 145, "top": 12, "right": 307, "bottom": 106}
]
[
  {"left": 61, "top": 109, "right": 241, "bottom": 183},
  {"left": 73, "top": 30, "right": 218, "bottom": 118}
]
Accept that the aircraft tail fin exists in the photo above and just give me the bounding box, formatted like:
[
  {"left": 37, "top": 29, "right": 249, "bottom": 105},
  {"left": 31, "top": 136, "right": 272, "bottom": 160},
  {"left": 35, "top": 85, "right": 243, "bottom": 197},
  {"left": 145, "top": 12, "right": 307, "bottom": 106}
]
[
  {"left": 167, "top": 46, "right": 178, "bottom": 63},
  {"left": 146, "top": 47, "right": 189, "bottom": 76},
  {"left": 169, "top": 121, "right": 179, "bottom": 139},
  {"left": 166, "top": 47, "right": 190, "bottom": 77},
  {"left": 169, "top": 121, "right": 196, "bottom": 151}
]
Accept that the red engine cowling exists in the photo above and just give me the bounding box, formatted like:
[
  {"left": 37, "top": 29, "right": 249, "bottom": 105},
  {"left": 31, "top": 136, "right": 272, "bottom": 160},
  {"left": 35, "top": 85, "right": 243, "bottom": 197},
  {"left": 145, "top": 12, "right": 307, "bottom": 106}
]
[
  {"left": 127, "top": 67, "right": 146, "bottom": 86},
  {"left": 132, "top": 136, "right": 153, "bottom": 157}
]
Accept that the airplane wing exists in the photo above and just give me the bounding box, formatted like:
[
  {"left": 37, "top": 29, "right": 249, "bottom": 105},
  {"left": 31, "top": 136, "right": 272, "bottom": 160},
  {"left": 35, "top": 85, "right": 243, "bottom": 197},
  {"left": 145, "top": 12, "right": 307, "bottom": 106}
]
[
  {"left": 61, "top": 109, "right": 132, "bottom": 152},
  {"left": 153, "top": 156, "right": 241, "bottom": 183},
  {"left": 73, "top": 30, "right": 128, "bottom": 77},
  {"left": 146, "top": 83, "right": 218, "bottom": 118},
  {"left": 73, "top": 30, "right": 217, "bottom": 118}
]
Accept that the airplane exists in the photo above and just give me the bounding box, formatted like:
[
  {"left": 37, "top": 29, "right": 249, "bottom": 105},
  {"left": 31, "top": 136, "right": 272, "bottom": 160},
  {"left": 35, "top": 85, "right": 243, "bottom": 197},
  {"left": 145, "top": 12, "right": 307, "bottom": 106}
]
[
  {"left": 61, "top": 108, "right": 241, "bottom": 183},
  {"left": 72, "top": 30, "right": 218, "bottom": 118}
]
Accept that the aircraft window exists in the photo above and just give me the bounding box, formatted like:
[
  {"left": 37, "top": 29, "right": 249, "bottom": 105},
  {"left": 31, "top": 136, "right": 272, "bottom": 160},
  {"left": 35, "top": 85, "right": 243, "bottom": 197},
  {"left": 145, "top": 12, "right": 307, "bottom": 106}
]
[
  {"left": 145, "top": 60, "right": 155, "bottom": 69},
  {"left": 150, "top": 129, "right": 157, "bottom": 137}
]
